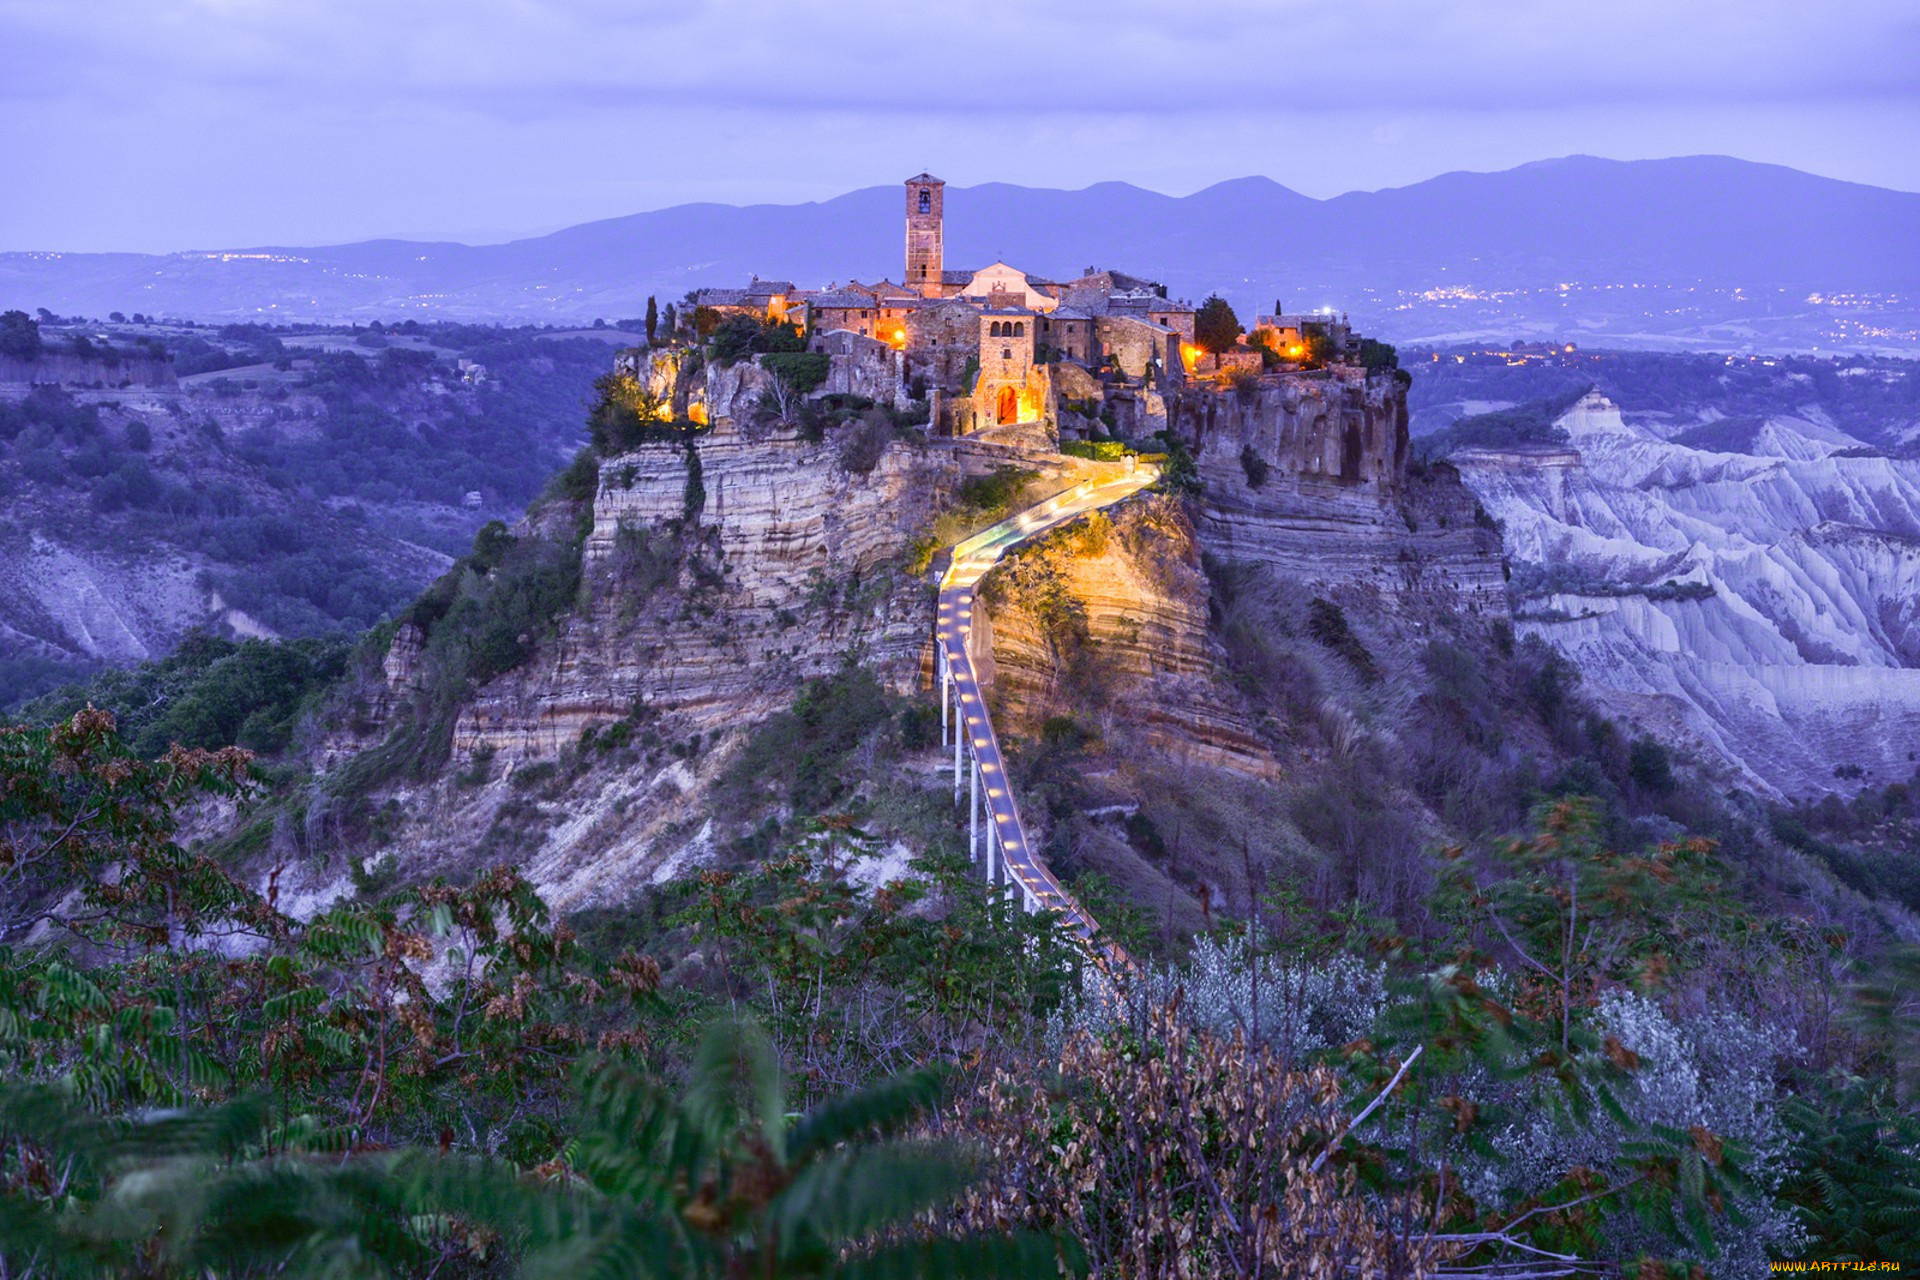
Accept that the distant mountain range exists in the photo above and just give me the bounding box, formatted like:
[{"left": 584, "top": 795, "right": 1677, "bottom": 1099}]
[{"left": 5, "top": 156, "right": 1919, "bottom": 350}]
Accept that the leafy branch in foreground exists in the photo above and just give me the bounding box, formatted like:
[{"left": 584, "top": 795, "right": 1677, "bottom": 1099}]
[{"left": 0, "top": 1020, "right": 1075, "bottom": 1280}]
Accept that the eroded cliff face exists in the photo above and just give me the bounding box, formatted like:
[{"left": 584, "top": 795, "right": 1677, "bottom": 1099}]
[
  {"left": 1170, "top": 366, "right": 1408, "bottom": 493},
  {"left": 457, "top": 433, "right": 943, "bottom": 760},
  {"left": 327, "top": 359, "right": 1513, "bottom": 917},
  {"left": 1169, "top": 368, "right": 1507, "bottom": 610},
  {"left": 974, "top": 495, "right": 1275, "bottom": 776},
  {"left": 0, "top": 353, "right": 176, "bottom": 388},
  {"left": 315, "top": 429, "right": 952, "bottom": 911},
  {"left": 1453, "top": 390, "right": 1920, "bottom": 795}
]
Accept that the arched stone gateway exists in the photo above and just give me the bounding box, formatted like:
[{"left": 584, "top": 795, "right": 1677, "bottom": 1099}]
[{"left": 997, "top": 385, "right": 1018, "bottom": 424}]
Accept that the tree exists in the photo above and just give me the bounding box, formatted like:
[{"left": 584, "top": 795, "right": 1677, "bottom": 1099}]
[
  {"left": 0, "top": 309, "right": 42, "bottom": 360},
  {"left": 587, "top": 371, "right": 671, "bottom": 454},
  {"left": 1358, "top": 337, "right": 1399, "bottom": 371},
  {"left": 645, "top": 296, "right": 659, "bottom": 345},
  {"left": 1194, "top": 294, "right": 1243, "bottom": 355}
]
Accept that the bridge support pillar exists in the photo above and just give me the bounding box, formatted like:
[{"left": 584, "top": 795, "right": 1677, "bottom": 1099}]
[
  {"left": 938, "top": 647, "right": 949, "bottom": 746},
  {"left": 953, "top": 708, "right": 963, "bottom": 804},
  {"left": 969, "top": 755, "right": 979, "bottom": 864}
]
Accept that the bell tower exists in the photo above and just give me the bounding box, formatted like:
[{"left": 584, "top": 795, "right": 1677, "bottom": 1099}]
[{"left": 905, "top": 173, "right": 944, "bottom": 298}]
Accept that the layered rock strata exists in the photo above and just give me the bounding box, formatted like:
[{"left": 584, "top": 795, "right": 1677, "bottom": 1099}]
[
  {"left": 454, "top": 433, "right": 944, "bottom": 761},
  {"left": 1170, "top": 368, "right": 1507, "bottom": 611},
  {"left": 975, "top": 495, "right": 1277, "bottom": 776},
  {"left": 1453, "top": 389, "right": 1920, "bottom": 794}
]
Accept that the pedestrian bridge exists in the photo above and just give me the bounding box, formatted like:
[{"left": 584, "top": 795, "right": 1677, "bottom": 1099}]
[{"left": 933, "top": 461, "right": 1158, "bottom": 969}]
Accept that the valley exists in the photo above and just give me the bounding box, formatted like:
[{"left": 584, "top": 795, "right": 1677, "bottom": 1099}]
[{"left": 0, "top": 314, "right": 613, "bottom": 706}]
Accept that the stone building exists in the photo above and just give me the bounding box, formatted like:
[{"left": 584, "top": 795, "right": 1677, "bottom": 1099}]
[
  {"left": 906, "top": 174, "right": 945, "bottom": 298},
  {"left": 693, "top": 277, "right": 797, "bottom": 325},
  {"left": 665, "top": 174, "right": 1390, "bottom": 447}
]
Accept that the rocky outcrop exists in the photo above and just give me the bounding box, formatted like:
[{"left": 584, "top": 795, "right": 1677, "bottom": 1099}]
[
  {"left": 0, "top": 352, "right": 176, "bottom": 388},
  {"left": 455, "top": 432, "right": 946, "bottom": 760},
  {"left": 1169, "top": 369, "right": 1506, "bottom": 611},
  {"left": 976, "top": 495, "right": 1276, "bottom": 775},
  {"left": 1170, "top": 366, "right": 1408, "bottom": 494}
]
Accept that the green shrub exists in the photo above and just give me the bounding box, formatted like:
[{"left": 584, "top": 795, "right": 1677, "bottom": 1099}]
[
  {"left": 708, "top": 317, "right": 804, "bottom": 366},
  {"left": 19, "top": 631, "right": 353, "bottom": 756},
  {"left": 1238, "top": 444, "right": 1269, "bottom": 489},
  {"left": 721, "top": 667, "right": 893, "bottom": 815},
  {"left": 1305, "top": 597, "right": 1376, "bottom": 682},
  {"left": 958, "top": 466, "right": 1035, "bottom": 513},
  {"left": 1060, "top": 440, "right": 1129, "bottom": 462},
  {"left": 761, "top": 351, "right": 829, "bottom": 394}
]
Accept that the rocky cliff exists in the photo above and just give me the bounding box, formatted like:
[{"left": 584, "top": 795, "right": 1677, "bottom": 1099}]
[
  {"left": 0, "top": 352, "right": 176, "bottom": 388},
  {"left": 1168, "top": 368, "right": 1507, "bottom": 611},
  {"left": 973, "top": 495, "right": 1275, "bottom": 776},
  {"left": 455, "top": 431, "right": 943, "bottom": 760}
]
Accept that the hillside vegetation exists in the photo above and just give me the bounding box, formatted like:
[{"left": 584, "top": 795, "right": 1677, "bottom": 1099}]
[
  {"left": 4, "top": 335, "right": 1920, "bottom": 1277},
  {"left": 0, "top": 315, "right": 613, "bottom": 708}
]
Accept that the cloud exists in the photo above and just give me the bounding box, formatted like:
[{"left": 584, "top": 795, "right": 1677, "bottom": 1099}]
[
  {"left": 4, "top": 0, "right": 1916, "bottom": 112},
  {"left": 1, "top": 0, "right": 1916, "bottom": 250}
]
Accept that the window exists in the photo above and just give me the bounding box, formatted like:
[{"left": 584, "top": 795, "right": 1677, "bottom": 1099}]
[
  {"left": 989, "top": 321, "right": 1001, "bottom": 337},
  {"left": 918, "top": 189, "right": 931, "bottom": 214},
  {"left": 1001, "top": 348, "right": 1011, "bottom": 360},
  {"left": 1013, "top": 321, "right": 1024, "bottom": 337}
]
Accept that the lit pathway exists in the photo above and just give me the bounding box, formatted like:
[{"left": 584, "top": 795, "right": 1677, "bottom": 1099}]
[{"left": 934, "top": 462, "right": 1158, "bottom": 967}]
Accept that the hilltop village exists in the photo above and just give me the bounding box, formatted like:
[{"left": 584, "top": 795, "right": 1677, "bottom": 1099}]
[{"left": 618, "top": 174, "right": 1406, "bottom": 483}]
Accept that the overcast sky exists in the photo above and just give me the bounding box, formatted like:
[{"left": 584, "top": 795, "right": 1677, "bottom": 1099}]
[{"left": 2, "top": 0, "right": 1916, "bottom": 253}]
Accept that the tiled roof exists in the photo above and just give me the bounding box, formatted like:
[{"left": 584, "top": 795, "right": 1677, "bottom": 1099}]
[
  {"left": 906, "top": 172, "right": 944, "bottom": 185},
  {"left": 804, "top": 291, "right": 878, "bottom": 308}
]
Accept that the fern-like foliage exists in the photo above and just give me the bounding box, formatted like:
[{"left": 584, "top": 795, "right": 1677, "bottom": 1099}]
[
  {"left": 0, "top": 1020, "right": 1074, "bottom": 1280},
  {"left": 409, "top": 1018, "right": 1073, "bottom": 1280},
  {"left": 1780, "top": 1075, "right": 1920, "bottom": 1261}
]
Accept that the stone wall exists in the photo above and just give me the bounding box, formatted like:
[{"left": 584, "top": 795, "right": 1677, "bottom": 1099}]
[
  {"left": 1096, "top": 316, "right": 1176, "bottom": 379},
  {"left": 904, "top": 299, "right": 980, "bottom": 394},
  {"left": 815, "top": 330, "right": 908, "bottom": 408}
]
